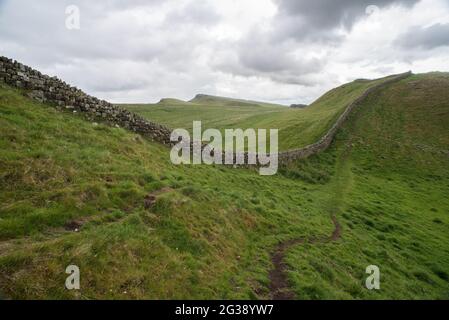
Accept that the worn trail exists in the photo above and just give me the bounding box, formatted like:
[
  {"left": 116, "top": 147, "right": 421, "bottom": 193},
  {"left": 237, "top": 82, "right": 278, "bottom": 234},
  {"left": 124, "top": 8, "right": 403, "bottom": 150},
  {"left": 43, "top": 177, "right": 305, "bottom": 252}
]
[
  {"left": 268, "top": 214, "right": 341, "bottom": 300},
  {"left": 269, "top": 142, "right": 353, "bottom": 300}
]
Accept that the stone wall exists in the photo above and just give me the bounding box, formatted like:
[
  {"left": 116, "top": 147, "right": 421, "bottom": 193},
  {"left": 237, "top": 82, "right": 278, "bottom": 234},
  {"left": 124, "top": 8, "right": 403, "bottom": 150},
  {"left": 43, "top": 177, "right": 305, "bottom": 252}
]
[
  {"left": 0, "top": 55, "right": 411, "bottom": 165},
  {"left": 0, "top": 56, "right": 172, "bottom": 145},
  {"left": 277, "top": 71, "right": 412, "bottom": 163}
]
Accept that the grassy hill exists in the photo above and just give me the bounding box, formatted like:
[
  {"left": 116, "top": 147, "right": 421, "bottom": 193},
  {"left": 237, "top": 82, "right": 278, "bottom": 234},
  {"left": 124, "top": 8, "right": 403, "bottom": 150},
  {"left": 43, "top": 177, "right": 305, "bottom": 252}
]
[
  {"left": 121, "top": 96, "right": 286, "bottom": 144},
  {"left": 158, "top": 98, "right": 195, "bottom": 106},
  {"left": 189, "top": 94, "right": 287, "bottom": 108},
  {"left": 0, "top": 73, "right": 448, "bottom": 299},
  {"left": 123, "top": 75, "right": 399, "bottom": 151},
  {"left": 284, "top": 73, "right": 449, "bottom": 298}
]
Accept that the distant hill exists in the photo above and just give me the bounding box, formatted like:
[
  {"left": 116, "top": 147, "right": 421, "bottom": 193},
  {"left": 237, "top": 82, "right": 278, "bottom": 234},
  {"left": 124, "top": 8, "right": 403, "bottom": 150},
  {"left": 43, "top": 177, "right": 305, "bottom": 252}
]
[
  {"left": 189, "top": 94, "right": 288, "bottom": 108},
  {"left": 290, "top": 104, "right": 308, "bottom": 109},
  {"left": 1, "top": 71, "right": 448, "bottom": 299},
  {"left": 124, "top": 74, "right": 407, "bottom": 151},
  {"left": 157, "top": 98, "right": 195, "bottom": 106}
]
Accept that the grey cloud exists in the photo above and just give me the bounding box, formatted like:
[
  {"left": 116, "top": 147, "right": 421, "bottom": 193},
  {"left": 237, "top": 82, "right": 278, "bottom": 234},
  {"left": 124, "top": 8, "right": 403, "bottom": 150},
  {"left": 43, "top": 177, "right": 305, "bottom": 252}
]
[
  {"left": 274, "top": 0, "right": 420, "bottom": 41},
  {"left": 165, "top": 1, "right": 221, "bottom": 26},
  {"left": 211, "top": 26, "right": 325, "bottom": 86},
  {"left": 88, "top": 78, "right": 150, "bottom": 93},
  {"left": 237, "top": 35, "right": 322, "bottom": 74},
  {"left": 214, "top": 0, "right": 420, "bottom": 85},
  {"left": 0, "top": 1, "right": 170, "bottom": 63},
  {"left": 1, "top": 0, "right": 447, "bottom": 105},
  {"left": 215, "top": 48, "right": 325, "bottom": 86},
  {"left": 0, "top": 0, "right": 216, "bottom": 96},
  {"left": 395, "top": 23, "right": 449, "bottom": 49}
]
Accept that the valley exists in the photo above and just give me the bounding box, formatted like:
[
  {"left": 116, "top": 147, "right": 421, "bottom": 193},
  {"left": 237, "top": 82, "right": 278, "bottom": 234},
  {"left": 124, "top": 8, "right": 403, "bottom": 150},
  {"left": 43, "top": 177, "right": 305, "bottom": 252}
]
[{"left": 0, "top": 71, "right": 448, "bottom": 299}]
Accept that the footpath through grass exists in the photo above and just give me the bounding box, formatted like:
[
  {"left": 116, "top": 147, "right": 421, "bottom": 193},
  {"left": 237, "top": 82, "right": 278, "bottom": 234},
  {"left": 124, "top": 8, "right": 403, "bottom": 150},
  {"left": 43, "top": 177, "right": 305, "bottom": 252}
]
[
  {"left": 0, "top": 84, "right": 330, "bottom": 299},
  {"left": 283, "top": 73, "right": 449, "bottom": 299},
  {"left": 0, "top": 73, "right": 448, "bottom": 299}
]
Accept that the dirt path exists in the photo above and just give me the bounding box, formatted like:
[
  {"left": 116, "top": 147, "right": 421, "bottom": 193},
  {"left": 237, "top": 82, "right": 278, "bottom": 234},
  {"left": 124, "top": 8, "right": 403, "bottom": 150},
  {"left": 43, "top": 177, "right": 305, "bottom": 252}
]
[
  {"left": 269, "top": 214, "right": 341, "bottom": 300},
  {"left": 269, "top": 143, "right": 352, "bottom": 300}
]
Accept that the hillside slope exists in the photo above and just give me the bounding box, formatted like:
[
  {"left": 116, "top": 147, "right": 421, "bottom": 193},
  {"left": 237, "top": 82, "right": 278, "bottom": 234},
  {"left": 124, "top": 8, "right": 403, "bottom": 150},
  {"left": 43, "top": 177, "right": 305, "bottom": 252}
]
[
  {"left": 124, "top": 75, "right": 403, "bottom": 151},
  {"left": 0, "top": 83, "right": 331, "bottom": 299},
  {"left": 0, "top": 73, "right": 448, "bottom": 299},
  {"left": 283, "top": 73, "right": 449, "bottom": 298},
  {"left": 122, "top": 99, "right": 283, "bottom": 137},
  {"left": 189, "top": 94, "right": 287, "bottom": 108}
]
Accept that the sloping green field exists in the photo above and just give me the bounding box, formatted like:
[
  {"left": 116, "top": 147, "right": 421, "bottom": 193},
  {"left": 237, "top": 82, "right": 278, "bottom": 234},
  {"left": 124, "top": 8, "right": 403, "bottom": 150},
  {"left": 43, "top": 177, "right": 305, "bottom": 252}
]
[
  {"left": 123, "top": 76, "right": 396, "bottom": 151},
  {"left": 285, "top": 73, "right": 449, "bottom": 298},
  {"left": 189, "top": 94, "right": 287, "bottom": 108},
  {"left": 0, "top": 73, "right": 448, "bottom": 299},
  {"left": 121, "top": 97, "right": 286, "bottom": 142}
]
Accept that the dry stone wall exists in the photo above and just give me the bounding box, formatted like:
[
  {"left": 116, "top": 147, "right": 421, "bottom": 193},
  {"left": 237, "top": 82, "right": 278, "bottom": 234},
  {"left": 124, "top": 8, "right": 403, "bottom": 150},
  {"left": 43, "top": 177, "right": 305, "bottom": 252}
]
[
  {"left": 0, "top": 56, "right": 172, "bottom": 145},
  {"left": 277, "top": 71, "right": 412, "bottom": 163},
  {"left": 0, "top": 56, "right": 411, "bottom": 165}
]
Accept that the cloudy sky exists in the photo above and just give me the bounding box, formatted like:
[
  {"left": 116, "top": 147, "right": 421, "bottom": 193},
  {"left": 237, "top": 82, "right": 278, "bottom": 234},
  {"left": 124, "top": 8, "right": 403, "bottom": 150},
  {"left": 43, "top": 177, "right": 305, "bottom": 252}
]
[{"left": 1, "top": 0, "right": 449, "bottom": 104}]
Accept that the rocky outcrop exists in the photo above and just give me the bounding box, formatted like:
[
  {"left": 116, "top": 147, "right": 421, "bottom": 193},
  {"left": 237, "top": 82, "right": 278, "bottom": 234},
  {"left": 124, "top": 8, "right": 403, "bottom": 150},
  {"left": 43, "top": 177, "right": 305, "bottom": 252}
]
[{"left": 0, "top": 56, "right": 172, "bottom": 145}]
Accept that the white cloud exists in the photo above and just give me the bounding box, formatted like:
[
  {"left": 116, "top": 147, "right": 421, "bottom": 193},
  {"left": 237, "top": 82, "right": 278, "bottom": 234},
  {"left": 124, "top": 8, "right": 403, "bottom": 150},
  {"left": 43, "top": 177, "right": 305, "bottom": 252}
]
[{"left": 0, "top": 0, "right": 448, "bottom": 105}]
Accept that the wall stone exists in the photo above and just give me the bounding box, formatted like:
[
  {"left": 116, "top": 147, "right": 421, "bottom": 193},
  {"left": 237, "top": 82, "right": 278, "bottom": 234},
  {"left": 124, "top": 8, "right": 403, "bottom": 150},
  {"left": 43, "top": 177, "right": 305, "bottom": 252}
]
[
  {"left": 0, "top": 56, "right": 411, "bottom": 166},
  {"left": 277, "top": 71, "right": 412, "bottom": 163},
  {"left": 0, "top": 56, "right": 172, "bottom": 145}
]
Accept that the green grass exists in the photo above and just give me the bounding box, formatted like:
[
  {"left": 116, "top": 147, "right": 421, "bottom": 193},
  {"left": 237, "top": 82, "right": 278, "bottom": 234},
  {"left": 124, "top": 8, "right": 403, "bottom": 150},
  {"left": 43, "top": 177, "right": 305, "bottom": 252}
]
[
  {"left": 0, "top": 73, "right": 448, "bottom": 299},
  {"left": 189, "top": 94, "right": 287, "bottom": 108},
  {"left": 123, "top": 76, "right": 396, "bottom": 151},
  {"left": 0, "top": 84, "right": 331, "bottom": 299},
  {"left": 121, "top": 99, "right": 286, "bottom": 146},
  {"left": 285, "top": 73, "right": 449, "bottom": 299}
]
